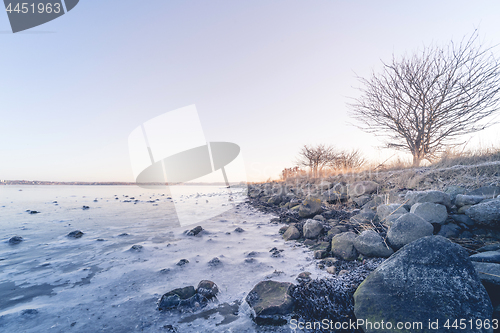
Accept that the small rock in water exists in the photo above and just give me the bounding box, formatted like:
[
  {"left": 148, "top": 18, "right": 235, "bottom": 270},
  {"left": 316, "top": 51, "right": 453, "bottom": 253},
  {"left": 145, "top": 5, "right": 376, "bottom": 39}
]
[
  {"left": 296, "top": 272, "right": 312, "bottom": 283},
  {"left": 196, "top": 280, "right": 219, "bottom": 299},
  {"left": 130, "top": 244, "right": 143, "bottom": 251},
  {"left": 269, "top": 247, "right": 283, "bottom": 258},
  {"left": 21, "top": 309, "right": 38, "bottom": 316},
  {"left": 176, "top": 259, "right": 189, "bottom": 266},
  {"left": 67, "top": 230, "right": 84, "bottom": 238},
  {"left": 247, "top": 251, "right": 258, "bottom": 257},
  {"left": 159, "top": 268, "right": 171, "bottom": 274},
  {"left": 82, "top": 206, "right": 90, "bottom": 210},
  {"left": 118, "top": 233, "right": 129, "bottom": 237},
  {"left": 208, "top": 257, "right": 221, "bottom": 266},
  {"left": 96, "top": 238, "right": 105, "bottom": 242},
  {"left": 93, "top": 199, "right": 98, "bottom": 202},
  {"left": 234, "top": 227, "right": 245, "bottom": 233},
  {"left": 187, "top": 226, "right": 203, "bottom": 236},
  {"left": 28, "top": 210, "right": 40, "bottom": 214},
  {"left": 8, "top": 236, "right": 23, "bottom": 245}
]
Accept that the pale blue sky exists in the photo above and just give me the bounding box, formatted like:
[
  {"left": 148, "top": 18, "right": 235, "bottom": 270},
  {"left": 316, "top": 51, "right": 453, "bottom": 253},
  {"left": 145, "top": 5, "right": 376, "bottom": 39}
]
[{"left": 1, "top": 1, "right": 500, "bottom": 182}]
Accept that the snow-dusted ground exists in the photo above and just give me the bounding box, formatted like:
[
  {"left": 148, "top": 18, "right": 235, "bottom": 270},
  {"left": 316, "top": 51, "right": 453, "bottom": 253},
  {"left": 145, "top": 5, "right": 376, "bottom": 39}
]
[{"left": 0, "top": 186, "right": 326, "bottom": 332}]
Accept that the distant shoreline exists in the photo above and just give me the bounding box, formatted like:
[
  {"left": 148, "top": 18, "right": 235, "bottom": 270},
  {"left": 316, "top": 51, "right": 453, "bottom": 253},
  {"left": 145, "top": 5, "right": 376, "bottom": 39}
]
[{"left": 0, "top": 180, "right": 246, "bottom": 186}]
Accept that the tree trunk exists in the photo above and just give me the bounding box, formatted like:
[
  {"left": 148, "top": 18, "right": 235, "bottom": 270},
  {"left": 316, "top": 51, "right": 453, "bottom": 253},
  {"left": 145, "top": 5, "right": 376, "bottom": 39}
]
[{"left": 412, "top": 154, "right": 422, "bottom": 167}]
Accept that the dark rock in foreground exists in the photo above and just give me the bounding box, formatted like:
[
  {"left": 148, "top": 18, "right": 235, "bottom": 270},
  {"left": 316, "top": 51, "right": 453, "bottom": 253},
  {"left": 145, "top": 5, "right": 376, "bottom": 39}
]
[
  {"left": 354, "top": 236, "right": 493, "bottom": 333},
  {"left": 246, "top": 280, "right": 294, "bottom": 325}
]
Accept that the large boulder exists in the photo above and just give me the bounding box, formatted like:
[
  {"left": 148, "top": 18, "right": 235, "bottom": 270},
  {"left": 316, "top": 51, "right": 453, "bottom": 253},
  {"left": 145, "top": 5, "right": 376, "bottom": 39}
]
[
  {"left": 387, "top": 213, "right": 434, "bottom": 250},
  {"left": 348, "top": 181, "right": 379, "bottom": 197},
  {"left": 405, "top": 190, "right": 451, "bottom": 209},
  {"left": 283, "top": 226, "right": 300, "bottom": 241},
  {"left": 353, "top": 230, "right": 393, "bottom": 258},
  {"left": 409, "top": 202, "right": 448, "bottom": 224},
  {"left": 245, "top": 280, "right": 295, "bottom": 325},
  {"left": 465, "top": 200, "right": 500, "bottom": 228},
  {"left": 302, "top": 219, "right": 323, "bottom": 239},
  {"left": 298, "top": 197, "right": 322, "bottom": 218},
  {"left": 354, "top": 236, "right": 493, "bottom": 333},
  {"left": 331, "top": 232, "right": 358, "bottom": 260},
  {"left": 376, "top": 204, "right": 408, "bottom": 221}
]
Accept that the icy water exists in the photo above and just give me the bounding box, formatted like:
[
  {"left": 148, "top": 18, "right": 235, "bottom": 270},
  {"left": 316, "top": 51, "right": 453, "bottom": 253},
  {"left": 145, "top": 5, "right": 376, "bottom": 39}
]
[{"left": 0, "top": 186, "right": 325, "bottom": 332}]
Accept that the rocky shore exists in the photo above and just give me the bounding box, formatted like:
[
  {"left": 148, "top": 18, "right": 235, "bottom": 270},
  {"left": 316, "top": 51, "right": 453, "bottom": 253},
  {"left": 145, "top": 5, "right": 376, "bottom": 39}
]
[{"left": 221, "top": 176, "right": 499, "bottom": 332}]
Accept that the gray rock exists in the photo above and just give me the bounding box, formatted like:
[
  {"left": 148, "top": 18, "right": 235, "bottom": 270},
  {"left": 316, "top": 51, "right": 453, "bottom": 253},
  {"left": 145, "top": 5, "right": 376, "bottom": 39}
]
[
  {"left": 348, "top": 181, "right": 379, "bottom": 197},
  {"left": 438, "top": 223, "right": 461, "bottom": 238},
  {"left": 472, "top": 262, "right": 500, "bottom": 287},
  {"left": 8, "top": 236, "right": 23, "bottom": 245},
  {"left": 303, "top": 219, "right": 323, "bottom": 239},
  {"left": 478, "top": 244, "right": 500, "bottom": 252},
  {"left": 354, "top": 236, "right": 493, "bottom": 333},
  {"left": 383, "top": 213, "right": 404, "bottom": 227},
  {"left": 267, "top": 195, "right": 282, "bottom": 205},
  {"left": 353, "top": 230, "right": 393, "bottom": 258},
  {"left": 298, "top": 197, "right": 323, "bottom": 218},
  {"left": 455, "top": 194, "right": 486, "bottom": 207},
  {"left": 458, "top": 204, "right": 473, "bottom": 214},
  {"left": 331, "top": 232, "right": 358, "bottom": 261},
  {"left": 387, "top": 213, "right": 434, "bottom": 250},
  {"left": 465, "top": 199, "right": 500, "bottom": 228},
  {"left": 445, "top": 185, "right": 466, "bottom": 203},
  {"left": 283, "top": 226, "right": 300, "bottom": 241},
  {"left": 352, "top": 195, "right": 371, "bottom": 207},
  {"left": 409, "top": 202, "right": 448, "bottom": 224},
  {"left": 67, "top": 230, "right": 84, "bottom": 238},
  {"left": 449, "top": 214, "right": 475, "bottom": 226},
  {"left": 350, "top": 211, "right": 375, "bottom": 224},
  {"left": 361, "top": 195, "right": 385, "bottom": 210},
  {"left": 376, "top": 204, "right": 408, "bottom": 221},
  {"left": 405, "top": 190, "right": 451, "bottom": 209},
  {"left": 312, "top": 215, "right": 325, "bottom": 221},
  {"left": 467, "top": 186, "right": 500, "bottom": 198},
  {"left": 245, "top": 280, "right": 295, "bottom": 325},
  {"left": 470, "top": 251, "right": 500, "bottom": 264},
  {"left": 196, "top": 280, "right": 219, "bottom": 299}
]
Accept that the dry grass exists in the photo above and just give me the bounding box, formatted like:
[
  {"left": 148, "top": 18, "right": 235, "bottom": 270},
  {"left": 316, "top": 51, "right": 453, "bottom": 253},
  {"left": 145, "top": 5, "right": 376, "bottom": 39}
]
[{"left": 432, "top": 146, "right": 500, "bottom": 168}]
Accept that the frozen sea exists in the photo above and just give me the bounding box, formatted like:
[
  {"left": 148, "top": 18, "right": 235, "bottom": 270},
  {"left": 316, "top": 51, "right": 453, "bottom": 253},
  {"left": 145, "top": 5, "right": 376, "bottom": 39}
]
[{"left": 0, "top": 185, "right": 326, "bottom": 333}]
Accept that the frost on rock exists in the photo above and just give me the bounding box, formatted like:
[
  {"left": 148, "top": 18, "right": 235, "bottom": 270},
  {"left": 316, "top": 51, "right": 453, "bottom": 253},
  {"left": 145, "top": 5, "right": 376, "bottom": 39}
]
[{"left": 291, "top": 258, "right": 384, "bottom": 332}]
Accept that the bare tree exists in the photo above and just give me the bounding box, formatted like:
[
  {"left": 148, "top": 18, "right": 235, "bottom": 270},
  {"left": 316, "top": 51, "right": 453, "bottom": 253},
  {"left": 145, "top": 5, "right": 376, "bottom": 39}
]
[
  {"left": 296, "top": 144, "right": 336, "bottom": 177},
  {"left": 330, "top": 149, "right": 365, "bottom": 171},
  {"left": 349, "top": 31, "right": 500, "bottom": 166}
]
